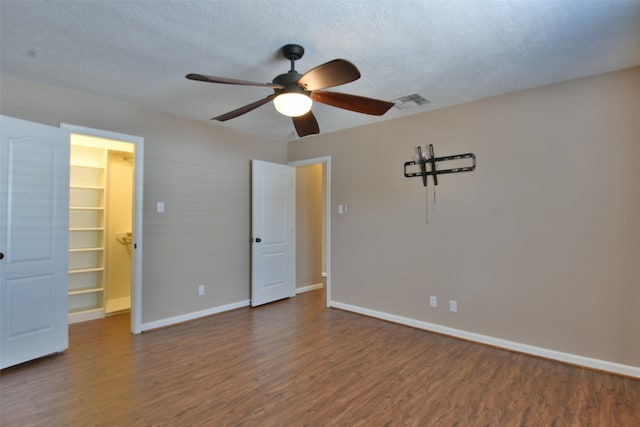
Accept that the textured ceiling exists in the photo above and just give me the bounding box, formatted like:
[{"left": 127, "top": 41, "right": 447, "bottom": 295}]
[{"left": 1, "top": 1, "right": 639, "bottom": 141}]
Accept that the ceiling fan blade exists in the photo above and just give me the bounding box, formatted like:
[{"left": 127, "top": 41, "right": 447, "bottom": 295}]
[
  {"left": 311, "top": 90, "right": 394, "bottom": 115},
  {"left": 186, "top": 73, "right": 283, "bottom": 89},
  {"left": 212, "top": 94, "right": 276, "bottom": 121},
  {"left": 292, "top": 111, "right": 320, "bottom": 137},
  {"left": 297, "top": 59, "right": 361, "bottom": 91}
]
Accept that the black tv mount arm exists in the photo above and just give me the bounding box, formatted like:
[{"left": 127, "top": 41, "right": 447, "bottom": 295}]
[
  {"left": 404, "top": 144, "right": 476, "bottom": 186},
  {"left": 404, "top": 144, "right": 476, "bottom": 223}
]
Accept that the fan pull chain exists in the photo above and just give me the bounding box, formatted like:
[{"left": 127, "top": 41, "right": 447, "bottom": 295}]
[
  {"left": 425, "top": 185, "right": 429, "bottom": 224},
  {"left": 433, "top": 188, "right": 437, "bottom": 210}
]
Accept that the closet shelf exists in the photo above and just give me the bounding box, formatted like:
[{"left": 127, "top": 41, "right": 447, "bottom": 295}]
[
  {"left": 69, "top": 227, "right": 104, "bottom": 231},
  {"left": 69, "top": 142, "right": 110, "bottom": 323},
  {"left": 70, "top": 163, "right": 104, "bottom": 170},
  {"left": 70, "top": 184, "right": 104, "bottom": 190},
  {"left": 69, "top": 206, "right": 104, "bottom": 211},
  {"left": 69, "top": 247, "right": 104, "bottom": 253},
  {"left": 69, "top": 267, "right": 104, "bottom": 274},
  {"left": 69, "top": 287, "right": 104, "bottom": 296}
]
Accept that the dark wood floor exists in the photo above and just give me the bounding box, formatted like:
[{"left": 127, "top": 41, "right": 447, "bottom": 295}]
[{"left": 1, "top": 290, "right": 638, "bottom": 426}]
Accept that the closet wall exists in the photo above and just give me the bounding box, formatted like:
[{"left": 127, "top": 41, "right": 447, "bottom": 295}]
[
  {"left": 105, "top": 151, "right": 134, "bottom": 313},
  {"left": 295, "top": 164, "right": 324, "bottom": 290},
  {"left": 68, "top": 134, "right": 134, "bottom": 324}
]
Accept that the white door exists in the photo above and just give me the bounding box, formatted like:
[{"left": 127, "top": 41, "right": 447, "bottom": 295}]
[
  {"left": 251, "top": 160, "right": 295, "bottom": 306},
  {"left": 0, "top": 115, "right": 70, "bottom": 369}
]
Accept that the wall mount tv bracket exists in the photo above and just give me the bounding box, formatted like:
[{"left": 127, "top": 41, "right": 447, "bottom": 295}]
[{"left": 404, "top": 144, "right": 476, "bottom": 223}]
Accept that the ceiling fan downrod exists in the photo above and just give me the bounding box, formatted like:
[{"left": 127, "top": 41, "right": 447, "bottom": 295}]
[{"left": 281, "top": 44, "right": 305, "bottom": 72}]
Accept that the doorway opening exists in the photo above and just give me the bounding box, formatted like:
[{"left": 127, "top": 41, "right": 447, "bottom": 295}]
[
  {"left": 63, "top": 124, "right": 144, "bottom": 334},
  {"left": 289, "top": 156, "right": 331, "bottom": 306}
]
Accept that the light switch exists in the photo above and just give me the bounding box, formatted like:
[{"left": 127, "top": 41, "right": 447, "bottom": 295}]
[
  {"left": 338, "top": 204, "right": 348, "bottom": 214},
  {"left": 156, "top": 201, "right": 165, "bottom": 213}
]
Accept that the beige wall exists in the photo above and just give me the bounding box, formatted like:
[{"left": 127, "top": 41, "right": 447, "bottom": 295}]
[
  {"left": 0, "top": 75, "right": 287, "bottom": 323},
  {"left": 295, "top": 164, "right": 324, "bottom": 288},
  {"left": 3, "top": 68, "right": 638, "bottom": 367},
  {"left": 288, "top": 67, "right": 640, "bottom": 367}
]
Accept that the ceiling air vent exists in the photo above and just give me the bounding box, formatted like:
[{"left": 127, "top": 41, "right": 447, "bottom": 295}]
[{"left": 393, "top": 93, "right": 430, "bottom": 110}]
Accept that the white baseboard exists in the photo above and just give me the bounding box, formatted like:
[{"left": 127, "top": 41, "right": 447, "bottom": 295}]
[
  {"left": 139, "top": 286, "right": 323, "bottom": 331},
  {"left": 140, "top": 300, "right": 250, "bottom": 332},
  {"left": 296, "top": 283, "right": 324, "bottom": 294},
  {"left": 69, "top": 308, "right": 105, "bottom": 324},
  {"left": 329, "top": 300, "right": 640, "bottom": 379}
]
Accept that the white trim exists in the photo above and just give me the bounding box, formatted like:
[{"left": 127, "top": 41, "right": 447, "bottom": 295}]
[
  {"left": 140, "top": 300, "right": 250, "bottom": 332},
  {"left": 131, "top": 141, "right": 144, "bottom": 333},
  {"left": 61, "top": 124, "right": 143, "bottom": 145},
  {"left": 288, "top": 156, "right": 332, "bottom": 307},
  {"left": 296, "top": 283, "right": 324, "bottom": 294},
  {"left": 68, "top": 309, "right": 105, "bottom": 324},
  {"left": 61, "top": 123, "right": 144, "bottom": 334},
  {"left": 330, "top": 300, "right": 640, "bottom": 379}
]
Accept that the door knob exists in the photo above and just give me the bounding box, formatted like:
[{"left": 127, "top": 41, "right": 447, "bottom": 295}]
[
  {"left": 255, "top": 238, "right": 261, "bottom": 243},
  {"left": 0, "top": 252, "right": 3, "bottom": 260}
]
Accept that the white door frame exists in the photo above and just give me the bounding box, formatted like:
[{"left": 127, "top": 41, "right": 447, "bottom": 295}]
[
  {"left": 288, "top": 156, "right": 332, "bottom": 307},
  {"left": 61, "top": 124, "right": 144, "bottom": 334}
]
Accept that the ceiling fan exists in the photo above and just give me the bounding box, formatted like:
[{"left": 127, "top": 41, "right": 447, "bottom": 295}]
[{"left": 186, "top": 44, "right": 395, "bottom": 137}]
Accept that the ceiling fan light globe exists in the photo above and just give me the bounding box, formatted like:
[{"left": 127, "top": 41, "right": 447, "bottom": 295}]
[{"left": 273, "top": 93, "right": 312, "bottom": 117}]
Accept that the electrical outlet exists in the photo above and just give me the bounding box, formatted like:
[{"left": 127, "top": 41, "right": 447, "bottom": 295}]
[
  {"left": 198, "top": 284, "right": 205, "bottom": 296},
  {"left": 429, "top": 296, "right": 437, "bottom": 308},
  {"left": 449, "top": 299, "right": 457, "bottom": 312}
]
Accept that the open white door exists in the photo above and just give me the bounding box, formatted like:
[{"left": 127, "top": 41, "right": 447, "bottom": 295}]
[
  {"left": 0, "top": 115, "right": 70, "bottom": 369},
  {"left": 251, "top": 160, "right": 295, "bottom": 307}
]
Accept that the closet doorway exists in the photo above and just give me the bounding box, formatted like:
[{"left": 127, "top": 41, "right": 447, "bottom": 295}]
[
  {"left": 289, "top": 156, "right": 332, "bottom": 306},
  {"left": 63, "top": 124, "right": 144, "bottom": 334}
]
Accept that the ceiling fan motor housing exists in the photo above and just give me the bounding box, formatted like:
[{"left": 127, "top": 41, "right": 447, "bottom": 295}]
[{"left": 272, "top": 71, "right": 309, "bottom": 96}]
